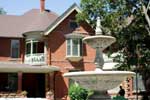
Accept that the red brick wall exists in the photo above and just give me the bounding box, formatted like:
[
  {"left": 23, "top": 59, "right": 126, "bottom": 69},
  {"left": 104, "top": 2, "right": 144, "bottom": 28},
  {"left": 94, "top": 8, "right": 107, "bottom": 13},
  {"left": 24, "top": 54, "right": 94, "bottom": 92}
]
[
  {"left": 47, "top": 11, "right": 96, "bottom": 99},
  {"left": 0, "top": 37, "right": 25, "bottom": 62}
]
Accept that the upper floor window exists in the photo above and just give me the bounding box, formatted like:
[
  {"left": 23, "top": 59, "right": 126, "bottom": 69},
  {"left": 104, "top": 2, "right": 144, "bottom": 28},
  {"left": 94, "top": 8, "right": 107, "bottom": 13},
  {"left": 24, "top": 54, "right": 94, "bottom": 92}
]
[
  {"left": 69, "top": 20, "right": 79, "bottom": 30},
  {"left": 65, "top": 33, "right": 86, "bottom": 61},
  {"left": 11, "top": 40, "right": 20, "bottom": 58},
  {"left": 66, "top": 38, "right": 82, "bottom": 57},
  {"left": 25, "top": 40, "right": 44, "bottom": 55},
  {"left": 25, "top": 40, "right": 46, "bottom": 65}
]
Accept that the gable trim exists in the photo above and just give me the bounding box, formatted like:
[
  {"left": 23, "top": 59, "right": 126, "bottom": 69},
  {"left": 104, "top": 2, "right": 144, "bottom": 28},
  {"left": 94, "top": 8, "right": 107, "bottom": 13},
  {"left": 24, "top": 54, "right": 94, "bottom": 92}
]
[{"left": 44, "top": 3, "right": 81, "bottom": 35}]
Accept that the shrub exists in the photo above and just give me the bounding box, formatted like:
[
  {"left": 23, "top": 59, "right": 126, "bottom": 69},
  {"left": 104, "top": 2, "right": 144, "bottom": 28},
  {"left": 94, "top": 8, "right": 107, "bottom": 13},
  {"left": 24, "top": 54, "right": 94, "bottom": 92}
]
[
  {"left": 112, "top": 96, "right": 128, "bottom": 100},
  {"left": 69, "top": 84, "right": 93, "bottom": 100}
]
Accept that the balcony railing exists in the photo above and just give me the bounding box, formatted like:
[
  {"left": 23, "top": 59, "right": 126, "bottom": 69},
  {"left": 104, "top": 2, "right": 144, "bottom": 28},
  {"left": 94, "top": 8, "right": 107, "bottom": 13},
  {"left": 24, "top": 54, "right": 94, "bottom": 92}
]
[{"left": 24, "top": 53, "right": 46, "bottom": 65}]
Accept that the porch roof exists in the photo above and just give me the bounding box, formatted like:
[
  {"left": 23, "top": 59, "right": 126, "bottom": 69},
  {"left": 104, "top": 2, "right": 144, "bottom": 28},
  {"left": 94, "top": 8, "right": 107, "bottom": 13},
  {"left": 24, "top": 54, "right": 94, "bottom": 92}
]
[{"left": 0, "top": 62, "right": 60, "bottom": 73}]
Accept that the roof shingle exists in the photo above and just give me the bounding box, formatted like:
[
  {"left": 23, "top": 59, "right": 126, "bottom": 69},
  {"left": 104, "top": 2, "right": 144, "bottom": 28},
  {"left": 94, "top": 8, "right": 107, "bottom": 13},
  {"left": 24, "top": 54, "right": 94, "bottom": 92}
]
[{"left": 0, "top": 9, "right": 58, "bottom": 37}]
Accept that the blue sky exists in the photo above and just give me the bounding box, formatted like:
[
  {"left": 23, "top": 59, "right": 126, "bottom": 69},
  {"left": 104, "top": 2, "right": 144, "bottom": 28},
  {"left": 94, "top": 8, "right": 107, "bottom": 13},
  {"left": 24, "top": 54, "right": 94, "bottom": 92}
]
[{"left": 0, "top": 0, "right": 80, "bottom": 15}]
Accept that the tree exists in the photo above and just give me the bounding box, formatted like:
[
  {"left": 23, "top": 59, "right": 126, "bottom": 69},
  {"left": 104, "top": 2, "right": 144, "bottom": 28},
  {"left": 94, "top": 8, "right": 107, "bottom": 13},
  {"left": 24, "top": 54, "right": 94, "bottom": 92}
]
[
  {"left": 0, "top": 8, "right": 6, "bottom": 15},
  {"left": 140, "top": 0, "right": 150, "bottom": 31},
  {"left": 77, "top": 0, "right": 150, "bottom": 94}
]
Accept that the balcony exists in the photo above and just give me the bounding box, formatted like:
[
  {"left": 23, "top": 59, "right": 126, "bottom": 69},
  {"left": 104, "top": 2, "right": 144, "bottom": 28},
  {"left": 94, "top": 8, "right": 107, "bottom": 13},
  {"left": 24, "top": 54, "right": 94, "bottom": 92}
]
[
  {"left": 24, "top": 53, "right": 46, "bottom": 65},
  {"left": 24, "top": 39, "right": 46, "bottom": 65}
]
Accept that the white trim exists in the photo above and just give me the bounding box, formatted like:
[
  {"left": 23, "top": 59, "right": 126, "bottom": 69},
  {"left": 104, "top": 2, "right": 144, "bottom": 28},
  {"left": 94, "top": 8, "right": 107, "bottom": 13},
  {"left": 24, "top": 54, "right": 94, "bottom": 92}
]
[
  {"left": 0, "top": 63, "right": 60, "bottom": 73},
  {"left": 44, "top": 5, "right": 81, "bottom": 35}
]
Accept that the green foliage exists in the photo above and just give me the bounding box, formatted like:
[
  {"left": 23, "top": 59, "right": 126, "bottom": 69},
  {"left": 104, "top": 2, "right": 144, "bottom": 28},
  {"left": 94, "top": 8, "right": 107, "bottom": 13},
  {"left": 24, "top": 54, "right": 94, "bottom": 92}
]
[
  {"left": 112, "top": 96, "right": 128, "bottom": 100},
  {"left": 0, "top": 8, "right": 6, "bottom": 15},
  {"left": 78, "top": 0, "right": 150, "bottom": 91},
  {"left": 77, "top": 0, "right": 150, "bottom": 70},
  {"left": 69, "top": 84, "right": 93, "bottom": 100},
  {"left": 77, "top": 0, "right": 141, "bottom": 31}
]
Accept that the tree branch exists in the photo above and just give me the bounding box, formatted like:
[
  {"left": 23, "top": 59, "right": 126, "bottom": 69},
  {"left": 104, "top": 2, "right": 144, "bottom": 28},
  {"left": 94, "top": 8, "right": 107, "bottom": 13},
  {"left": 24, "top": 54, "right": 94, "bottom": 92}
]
[{"left": 140, "top": 0, "right": 150, "bottom": 34}]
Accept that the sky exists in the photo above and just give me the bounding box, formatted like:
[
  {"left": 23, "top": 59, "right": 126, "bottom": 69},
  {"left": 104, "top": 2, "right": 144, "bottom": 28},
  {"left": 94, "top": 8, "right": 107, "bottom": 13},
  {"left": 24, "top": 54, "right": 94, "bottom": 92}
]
[{"left": 0, "top": 0, "right": 80, "bottom": 15}]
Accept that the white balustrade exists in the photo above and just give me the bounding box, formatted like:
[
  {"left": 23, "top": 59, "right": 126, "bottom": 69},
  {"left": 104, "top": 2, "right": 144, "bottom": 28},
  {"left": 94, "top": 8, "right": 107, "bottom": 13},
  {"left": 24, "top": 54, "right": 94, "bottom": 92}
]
[{"left": 24, "top": 53, "right": 46, "bottom": 65}]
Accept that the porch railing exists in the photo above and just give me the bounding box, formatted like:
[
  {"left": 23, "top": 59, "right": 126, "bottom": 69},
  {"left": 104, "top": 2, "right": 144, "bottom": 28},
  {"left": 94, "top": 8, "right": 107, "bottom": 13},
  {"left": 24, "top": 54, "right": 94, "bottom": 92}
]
[{"left": 24, "top": 53, "right": 46, "bottom": 65}]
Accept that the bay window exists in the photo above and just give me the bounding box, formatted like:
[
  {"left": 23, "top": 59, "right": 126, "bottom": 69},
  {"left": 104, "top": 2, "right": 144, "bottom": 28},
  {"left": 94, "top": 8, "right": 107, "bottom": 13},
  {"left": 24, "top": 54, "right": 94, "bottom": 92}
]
[
  {"left": 66, "top": 38, "right": 83, "bottom": 61},
  {"left": 25, "top": 40, "right": 45, "bottom": 65},
  {"left": 25, "top": 40, "right": 44, "bottom": 55},
  {"left": 67, "top": 38, "right": 82, "bottom": 56}
]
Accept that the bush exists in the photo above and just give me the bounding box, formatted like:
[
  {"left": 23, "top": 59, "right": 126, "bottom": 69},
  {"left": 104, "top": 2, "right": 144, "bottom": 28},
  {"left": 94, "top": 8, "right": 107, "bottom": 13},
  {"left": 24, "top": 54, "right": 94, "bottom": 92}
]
[
  {"left": 112, "top": 96, "right": 128, "bottom": 100},
  {"left": 69, "top": 84, "right": 93, "bottom": 100}
]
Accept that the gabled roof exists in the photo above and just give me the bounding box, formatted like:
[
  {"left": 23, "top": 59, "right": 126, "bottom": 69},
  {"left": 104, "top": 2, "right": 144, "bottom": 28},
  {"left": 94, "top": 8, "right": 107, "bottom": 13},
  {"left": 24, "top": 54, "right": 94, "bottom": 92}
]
[
  {"left": 0, "top": 3, "right": 81, "bottom": 38},
  {"left": 44, "top": 3, "right": 81, "bottom": 35}
]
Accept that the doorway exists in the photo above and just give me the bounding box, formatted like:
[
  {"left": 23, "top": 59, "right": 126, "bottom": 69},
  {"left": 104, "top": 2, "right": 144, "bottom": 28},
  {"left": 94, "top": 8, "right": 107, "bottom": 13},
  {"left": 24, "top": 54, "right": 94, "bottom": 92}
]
[{"left": 22, "top": 73, "right": 45, "bottom": 97}]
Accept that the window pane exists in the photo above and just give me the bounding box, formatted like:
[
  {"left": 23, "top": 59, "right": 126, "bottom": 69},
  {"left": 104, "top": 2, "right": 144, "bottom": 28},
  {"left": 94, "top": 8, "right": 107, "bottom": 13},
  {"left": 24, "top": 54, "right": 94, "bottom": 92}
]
[
  {"left": 8, "top": 73, "right": 18, "bottom": 92},
  {"left": 37, "top": 42, "right": 44, "bottom": 53},
  {"left": 80, "top": 39, "right": 82, "bottom": 56},
  {"left": 72, "top": 39, "right": 79, "bottom": 56},
  {"left": 26, "top": 43, "right": 31, "bottom": 54},
  {"left": 0, "top": 73, "right": 18, "bottom": 92},
  {"left": 11, "top": 40, "right": 19, "bottom": 58},
  {"left": 33, "top": 42, "right": 37, "bottom": 53},
  {"left": 67, "top": 39, "right": 71, "bottom": 56}
]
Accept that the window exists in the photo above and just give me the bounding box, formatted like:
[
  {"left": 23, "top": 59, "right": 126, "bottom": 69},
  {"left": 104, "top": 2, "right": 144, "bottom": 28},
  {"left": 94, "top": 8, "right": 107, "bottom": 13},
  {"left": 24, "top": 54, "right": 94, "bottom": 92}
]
[
  {"left": 25, "top": 40, "right": 44, "bottom": 54},
  {"left": 11, "top": 40, "right": 20, "bottom": 58},
  {"left": 69, "top": 20, "right": 78, "bottom": 30},
  {"left": 26, "top": 42, "right": 31, "bottom": 54},
  {"left": 0, "top": 73, "right": 18, "bottom": 92},
  {"left": 33, "top": 42, "right": 44, "bottom": 54},
  {"left": 66, "top": 38, "right": 82, "bottom": 57}
]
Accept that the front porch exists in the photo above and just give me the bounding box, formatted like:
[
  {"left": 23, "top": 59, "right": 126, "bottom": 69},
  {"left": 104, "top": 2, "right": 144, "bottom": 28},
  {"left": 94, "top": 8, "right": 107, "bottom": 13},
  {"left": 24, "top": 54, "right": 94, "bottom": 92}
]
[{"left": 0, "top": 62, "right": 59, "bottom": 98}]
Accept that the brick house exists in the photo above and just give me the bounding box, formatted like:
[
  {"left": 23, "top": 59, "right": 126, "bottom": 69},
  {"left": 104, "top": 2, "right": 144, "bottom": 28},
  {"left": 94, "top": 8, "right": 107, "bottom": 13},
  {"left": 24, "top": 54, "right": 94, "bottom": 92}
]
[
  {"left": 0, "top": 0, "right": 96, "bottom": 99},
  {"left": 0, "top": 0, "right": 136, "bottom": 100}
]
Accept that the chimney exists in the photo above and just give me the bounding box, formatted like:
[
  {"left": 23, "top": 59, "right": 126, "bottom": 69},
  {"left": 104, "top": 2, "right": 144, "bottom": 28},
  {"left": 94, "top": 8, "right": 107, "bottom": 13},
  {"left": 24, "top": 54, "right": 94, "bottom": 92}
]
[{"left": 40, "top": 0, "right": 45, "bottom": 12}]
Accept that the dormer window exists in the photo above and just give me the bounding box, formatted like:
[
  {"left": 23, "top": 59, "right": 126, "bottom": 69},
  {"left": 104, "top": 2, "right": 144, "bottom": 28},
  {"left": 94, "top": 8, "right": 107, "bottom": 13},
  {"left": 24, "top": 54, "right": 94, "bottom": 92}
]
[{"left": 66, "top": 33, "right": 85, "bottom": 62}]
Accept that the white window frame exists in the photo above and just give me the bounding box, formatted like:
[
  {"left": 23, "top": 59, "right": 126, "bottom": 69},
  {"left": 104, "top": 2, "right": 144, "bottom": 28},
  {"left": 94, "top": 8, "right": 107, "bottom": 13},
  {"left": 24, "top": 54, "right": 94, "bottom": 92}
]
[
  {"left": 25, "top": 40, "right": 39, "bottom": 55},
  {"left": 66, "top": 38, "right": 82, "bottom": 57},
  {"left": 11, "top": 39, "right": 20, "bottom": 58}
]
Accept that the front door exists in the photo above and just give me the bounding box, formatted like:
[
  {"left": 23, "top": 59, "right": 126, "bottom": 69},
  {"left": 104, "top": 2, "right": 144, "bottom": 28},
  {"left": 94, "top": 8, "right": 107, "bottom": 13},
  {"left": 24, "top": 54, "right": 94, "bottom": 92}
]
[{"left": 22, "top": 73, "right": 45, "bottom": 97}]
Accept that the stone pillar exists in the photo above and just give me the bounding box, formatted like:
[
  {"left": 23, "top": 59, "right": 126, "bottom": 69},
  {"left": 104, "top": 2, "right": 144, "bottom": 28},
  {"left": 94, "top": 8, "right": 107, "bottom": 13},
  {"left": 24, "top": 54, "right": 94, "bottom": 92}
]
[{"left": 17, "top": 72, "right": 22, "bottom": 93}]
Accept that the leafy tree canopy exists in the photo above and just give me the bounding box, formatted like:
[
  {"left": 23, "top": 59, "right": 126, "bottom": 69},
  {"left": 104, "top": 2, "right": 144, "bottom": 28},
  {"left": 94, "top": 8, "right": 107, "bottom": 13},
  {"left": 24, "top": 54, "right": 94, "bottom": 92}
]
[
  {"left": 77, "top": 0, "right": 150, "bottom": 91},
  {"left": 0, "top": 8, "right": 6, "bottom": 15},
  {"left": 77, "top": 0, "right": 150, "bottom": 70}
]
